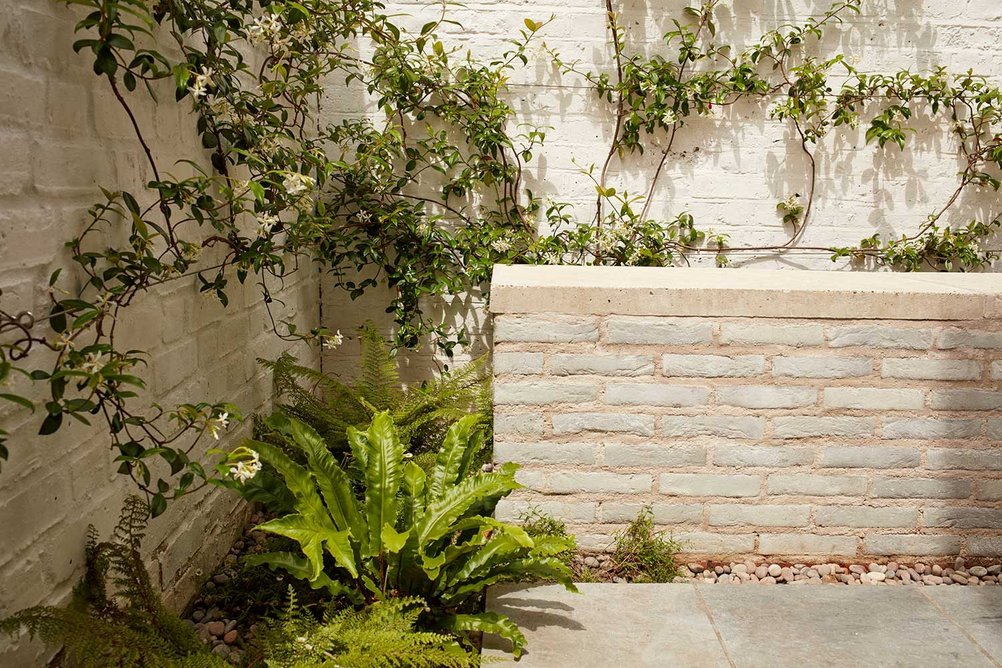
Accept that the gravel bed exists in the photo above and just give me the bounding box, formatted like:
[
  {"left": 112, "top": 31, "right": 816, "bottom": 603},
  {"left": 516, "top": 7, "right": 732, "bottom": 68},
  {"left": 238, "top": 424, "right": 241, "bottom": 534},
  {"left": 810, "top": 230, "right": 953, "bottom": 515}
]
[{"left": 573, "top": 554, "right": 1002, "bottom": 586}]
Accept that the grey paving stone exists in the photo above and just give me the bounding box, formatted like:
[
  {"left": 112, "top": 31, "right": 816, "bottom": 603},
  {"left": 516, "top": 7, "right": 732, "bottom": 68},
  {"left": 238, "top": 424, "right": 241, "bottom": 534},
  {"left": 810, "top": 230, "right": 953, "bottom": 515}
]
[
  {"left": 482, "top": 583, "right": 731, "bottom": 667},
  {"left": 920, "top": 587, "right": 1002, "bottom": 662},
  {"left": 483, "top": 583, "right": 1002, "bottom": 668},
  {"left": 697, "top": 584, "right": 998, "bottom": 668}
]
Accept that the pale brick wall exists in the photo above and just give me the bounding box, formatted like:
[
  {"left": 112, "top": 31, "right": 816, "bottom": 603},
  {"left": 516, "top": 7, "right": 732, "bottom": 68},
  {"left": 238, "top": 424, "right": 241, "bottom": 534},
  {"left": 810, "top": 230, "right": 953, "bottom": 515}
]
[
  {"left": 320, "top": 0, "right": 1000, "bottom": 375},
  {"left": 490, "top": 265, "right": 1002, "bottom": 561},
  {"left": 0, "top": 1, "right": 320, "bottom": 663}
]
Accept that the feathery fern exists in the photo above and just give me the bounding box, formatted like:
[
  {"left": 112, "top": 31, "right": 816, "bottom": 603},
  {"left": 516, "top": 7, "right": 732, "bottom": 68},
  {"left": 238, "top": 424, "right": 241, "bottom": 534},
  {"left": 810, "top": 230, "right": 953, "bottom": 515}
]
[
  {"left": 261, "top": 593, "right": 479, "bottom": 668},
  {"left": 259, "top": 324, "right": 490, "bottom": 456},
  {"left": 0, "top": 497, "right": 227, "bottom": 668}
]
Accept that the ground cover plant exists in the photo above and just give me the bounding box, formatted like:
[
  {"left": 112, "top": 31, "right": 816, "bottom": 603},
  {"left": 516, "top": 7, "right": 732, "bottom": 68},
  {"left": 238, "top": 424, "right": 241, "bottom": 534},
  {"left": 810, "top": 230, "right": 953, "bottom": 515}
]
[{"left": 573, "top": 507, "right": 682, "bottom": 584}]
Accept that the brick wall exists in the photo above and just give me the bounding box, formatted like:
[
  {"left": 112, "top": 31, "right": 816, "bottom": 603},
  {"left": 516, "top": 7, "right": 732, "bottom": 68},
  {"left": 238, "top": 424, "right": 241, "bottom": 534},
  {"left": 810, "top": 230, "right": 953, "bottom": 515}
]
[
  {"left": 0, "top": 1, "right": 320, "bottom": 663},
  {"left": 490, "top": 265, "right": 1002, "bottom": 561},
  {"left": 320, "top": 0, "right": 999, "bottom": 375}
]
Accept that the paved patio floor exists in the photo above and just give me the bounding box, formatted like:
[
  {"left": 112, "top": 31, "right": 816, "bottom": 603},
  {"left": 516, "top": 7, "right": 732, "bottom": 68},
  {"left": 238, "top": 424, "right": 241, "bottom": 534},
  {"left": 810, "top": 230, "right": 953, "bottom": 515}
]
[{"left": 482, "top": 583, "right": 1002, "bottom": 667}]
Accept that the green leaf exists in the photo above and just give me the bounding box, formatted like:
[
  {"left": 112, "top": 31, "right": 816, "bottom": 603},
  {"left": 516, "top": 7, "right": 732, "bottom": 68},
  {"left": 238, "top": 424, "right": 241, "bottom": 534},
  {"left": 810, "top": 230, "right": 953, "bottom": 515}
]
[
  {"left": 381, "top": 524, "right": 410, "bottom": 554},
  {"left": 416, "top": 469, "right": 519, "bottom": 547},
  {"left": 150, "top": 493, "right": 167, "bottom": 518},
  {"left": 361, "top": 412, "right": 403, "bottom": 557},
  {"left": 428, "top": 414, "right": 481, "bottom": 501},
  {"left": 38, "top": 411, "right": 63, "bottom": 435},
  {"left": 442, "top": 612, "right": 527, "bottom": 659}
]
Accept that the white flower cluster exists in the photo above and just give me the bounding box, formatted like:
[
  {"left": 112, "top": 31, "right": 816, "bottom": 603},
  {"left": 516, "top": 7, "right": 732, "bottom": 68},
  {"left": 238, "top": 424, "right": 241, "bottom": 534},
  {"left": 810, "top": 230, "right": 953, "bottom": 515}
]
[
  {"left": 256, "top": 214, "right": 279, "bottom": 237},
  {"left": 229, "top": 450, "right": 262, "bottom": 483},
  {"left": 246, "top": 13, "right": 313, "bottom": 55},
  {"left": 490, "top": 237, "right": 512, "bottom": 253},
  {"left": 246, "top": 14, "right": 283, "bottom": 46},
  {"left": 283, "top": 172, "right": 315, "bottom": 197},
  {"left": 79, "top": 352, "right": 106, "bottom": 375}
]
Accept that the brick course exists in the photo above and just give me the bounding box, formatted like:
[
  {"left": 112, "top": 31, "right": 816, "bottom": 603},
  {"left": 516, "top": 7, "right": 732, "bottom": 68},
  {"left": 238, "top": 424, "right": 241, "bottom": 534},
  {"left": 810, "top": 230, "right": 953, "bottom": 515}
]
[{"left": 491, "top": 271, "right": 1001, "bottom": 561}]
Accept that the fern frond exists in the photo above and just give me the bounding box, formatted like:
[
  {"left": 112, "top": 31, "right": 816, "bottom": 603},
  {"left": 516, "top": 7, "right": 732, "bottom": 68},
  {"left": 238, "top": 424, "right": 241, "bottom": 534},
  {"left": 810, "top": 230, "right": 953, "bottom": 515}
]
[
  {"left": 262, "top": 595, "right": 479, "bottom": 668},
  {"left": 357, "top": 323, "right": 404, "bottom": 411},
  {"left": 1, "top": 497, "right": 225, "bottom": 668}
]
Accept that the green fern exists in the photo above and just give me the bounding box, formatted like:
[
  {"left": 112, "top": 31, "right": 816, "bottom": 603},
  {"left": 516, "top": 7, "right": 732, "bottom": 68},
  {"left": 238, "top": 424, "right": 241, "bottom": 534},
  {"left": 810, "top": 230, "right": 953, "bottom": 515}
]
[
  {"left": 261, "top": 593, "right": 480, "bottom": 668},
  {"left": 233, "top": 413, "right": 577, "bottom": 658},
  {"left": 0, "top": 497, "right": 227, "bottom": 668},
  {"left": 259, "top": 324, "right": 490, "bottom": 457}
]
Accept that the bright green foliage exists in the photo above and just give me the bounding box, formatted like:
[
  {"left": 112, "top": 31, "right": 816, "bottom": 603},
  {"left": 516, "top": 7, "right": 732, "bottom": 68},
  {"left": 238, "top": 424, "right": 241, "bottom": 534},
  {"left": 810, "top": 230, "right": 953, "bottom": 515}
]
[
  {"left": 232, "top": 412, "right": 576, "bottom": 657},
  {"left": 519, "top": 506, "right": 578, "bottom": 567},
  {"left": 261, "top": 594, "right": 479, "bottom": 668},
  {"left": 0, "top": 497, "right": 227, "bottom": 668},
  {"left": 611, "top": 507, "right": 682, "bottom": 583},
  {"left": 260, "top": 325, "right": 491, "bottom": 456}
]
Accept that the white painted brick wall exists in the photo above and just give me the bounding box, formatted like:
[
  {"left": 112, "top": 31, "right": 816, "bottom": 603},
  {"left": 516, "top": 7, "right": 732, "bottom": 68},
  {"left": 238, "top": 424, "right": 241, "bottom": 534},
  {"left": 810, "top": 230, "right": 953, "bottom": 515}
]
[
  {"left": 490, "top": 267, "right": 1002, "bottom": 561},
  {"left": 320, "top": 0, "right": 1000, "bottom": 377},
  {"left": 0, "top": 1, "right": 320, "bottom": 663}
]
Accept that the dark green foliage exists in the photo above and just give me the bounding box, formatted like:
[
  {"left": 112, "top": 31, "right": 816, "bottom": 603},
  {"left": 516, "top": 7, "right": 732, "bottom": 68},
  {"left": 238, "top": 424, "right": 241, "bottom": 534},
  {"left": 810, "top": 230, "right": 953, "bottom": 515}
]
[
  {"left": 261, "top": 593, "right": 479, "bottom": 668},
  {"left": 260, "top": 324, "right": 491, "bottom": 457},
  {"left": 0, "top": 497, "right": 227, "bottom": 668},
  {"left": 611, "top": 507, "right": 682, "bottom": 583}
]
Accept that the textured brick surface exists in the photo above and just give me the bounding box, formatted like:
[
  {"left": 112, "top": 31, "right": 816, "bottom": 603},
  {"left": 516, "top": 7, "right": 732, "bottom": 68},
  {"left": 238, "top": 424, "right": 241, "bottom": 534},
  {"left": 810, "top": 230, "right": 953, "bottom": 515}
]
[
  {"left": 491, "top": 306, "right": 1000, "bottom": 561},
  {"left": 0, "top": 4, "right": 321, "bottom": 662}
]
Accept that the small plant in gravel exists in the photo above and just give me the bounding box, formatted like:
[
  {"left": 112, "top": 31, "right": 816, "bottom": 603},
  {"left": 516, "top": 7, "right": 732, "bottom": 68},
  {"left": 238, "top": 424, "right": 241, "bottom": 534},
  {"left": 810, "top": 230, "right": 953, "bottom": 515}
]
[
  {"left": 221, "top": 412, "right": 576, "bottom": 658},
  {"left": 610, "top": 507, "right": 683, "bottom": 583}
]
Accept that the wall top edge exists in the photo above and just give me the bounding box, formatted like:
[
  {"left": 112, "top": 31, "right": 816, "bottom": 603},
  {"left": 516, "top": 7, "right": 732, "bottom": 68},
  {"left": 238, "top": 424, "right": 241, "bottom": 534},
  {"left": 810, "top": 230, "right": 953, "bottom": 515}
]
[{"left": 488, "top": 265, "right": 1002, "bottom": 320}]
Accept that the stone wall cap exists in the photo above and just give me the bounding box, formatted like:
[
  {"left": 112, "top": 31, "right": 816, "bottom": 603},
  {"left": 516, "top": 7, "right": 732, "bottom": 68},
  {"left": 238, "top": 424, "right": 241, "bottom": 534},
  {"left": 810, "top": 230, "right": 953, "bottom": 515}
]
[{"left": 489, "top": 265, "right": 1002, "bottom": 320}]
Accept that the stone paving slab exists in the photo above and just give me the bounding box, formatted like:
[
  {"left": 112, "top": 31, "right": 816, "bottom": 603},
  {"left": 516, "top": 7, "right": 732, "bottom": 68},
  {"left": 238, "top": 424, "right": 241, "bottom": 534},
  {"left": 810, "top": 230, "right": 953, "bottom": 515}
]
[{"left": 483, "top": 583, "right": 1002, "bottom": 667}]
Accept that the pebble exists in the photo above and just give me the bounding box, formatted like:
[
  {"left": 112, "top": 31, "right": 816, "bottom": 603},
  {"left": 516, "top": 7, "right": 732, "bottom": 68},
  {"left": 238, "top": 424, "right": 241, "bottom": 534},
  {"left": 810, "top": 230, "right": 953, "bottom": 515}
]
[
  {"left": 206, "top": 621, "right": 225, "bottom": 637},
  {"left": 223, "top": 630, "right": 238, "bottom": 645},
  {"left": 618, "top": 560, "right": 1002, "bottom": 587},
  {"left": 584, "top": 556, "right": 600, "bottom": 568}
]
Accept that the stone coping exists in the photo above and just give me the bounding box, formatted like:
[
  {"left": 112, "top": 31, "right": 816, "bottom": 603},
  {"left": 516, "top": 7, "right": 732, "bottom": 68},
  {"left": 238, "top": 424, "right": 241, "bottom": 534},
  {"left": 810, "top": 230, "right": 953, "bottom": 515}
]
[{"left": 489, "top": 265, "right": 1002, "bottom": 321}]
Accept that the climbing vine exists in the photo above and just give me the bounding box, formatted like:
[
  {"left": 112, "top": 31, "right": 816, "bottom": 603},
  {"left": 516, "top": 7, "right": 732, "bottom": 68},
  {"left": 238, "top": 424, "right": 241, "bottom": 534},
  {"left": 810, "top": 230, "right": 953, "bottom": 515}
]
[
  {"left": 555, "top": 0, "right": 1001, "bottom": 269},
  {"left": 0, "top": 0, "right": 999, "bottom": 508}
]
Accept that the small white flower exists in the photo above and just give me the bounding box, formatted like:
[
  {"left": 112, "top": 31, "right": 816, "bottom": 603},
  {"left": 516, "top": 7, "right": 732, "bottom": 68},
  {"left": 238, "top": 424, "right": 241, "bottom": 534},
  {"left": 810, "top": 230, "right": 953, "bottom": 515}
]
[
  {"left": 206, "top": 411, "right": 230, "bottom": 440},
  {"left": 662, "top": 109, "right": 679, "bottom": 125},
  {"left": 55, "top": 333, "right": 74, "bottom": 350},
  {"left": 189, "top": 68, "right": 214, "bottom": 99},
  {"left": 229, "top": 450, "right": 262, "bottom": 483},
  {"left": 321, "top": 330, "right": 343, "bottom": 350},
  {"left": 79, "top": 352, "right": 106, "bottom": 375},
  {"left": 256, "top": 214, "right": 279, "bottom": 237},
  {"left": 491, "top": 237, "right": 512, "bottom": 253},
  {"left": 282, "top": 172, "right": 315, "bottom": 196},
  {"left": 543, "top": 252, "right": 561, "bottom": 265}
]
